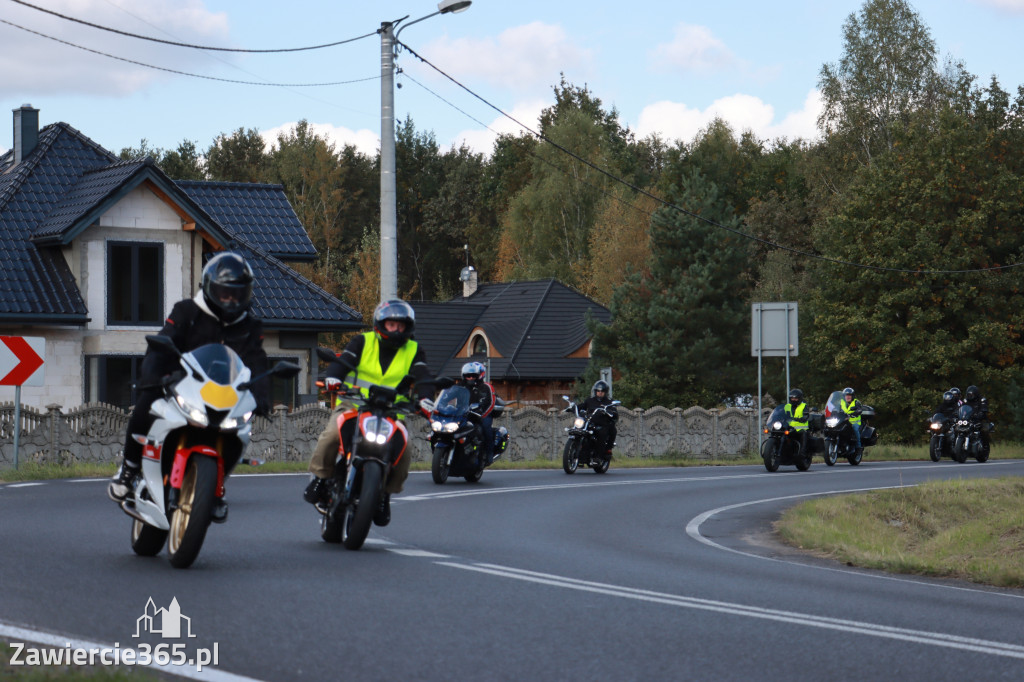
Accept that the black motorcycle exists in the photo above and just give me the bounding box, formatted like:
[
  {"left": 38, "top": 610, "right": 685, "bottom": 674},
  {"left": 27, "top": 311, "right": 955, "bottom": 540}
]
[
  {"left": 426, "top": 385, "right": 508, "bottom": 484},
  {"left": 821, "top": 390, "right": 877, "bottom": 466},
  {"left": 928, "top": 412, "right": 954, "bottom": 462},
  {"left": 562, "top": 395, "right": 620, "bottom": 474},
  {"left": 950, "top": 403, "right": 991, "bottom": 463},
  {"left": 761, "top": 404, "right": 821, "bottom": 472}
]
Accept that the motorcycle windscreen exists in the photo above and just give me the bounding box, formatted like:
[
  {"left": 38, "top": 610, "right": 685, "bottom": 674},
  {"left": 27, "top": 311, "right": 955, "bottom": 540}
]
[
  {"left": 765, "top": 404, "right": 787, "bottom": 428},
  {"left": 957, "top": 403, "right": 974, "bottom": 420},
  {"left": 188, "top": 343, "right": 246, "bottom": 384},
  {"left": 824, "top": 391, "right": 844, "bottom": 418},
  {"left": 435, "top": 386, "right": 471, "bottom": 417}
]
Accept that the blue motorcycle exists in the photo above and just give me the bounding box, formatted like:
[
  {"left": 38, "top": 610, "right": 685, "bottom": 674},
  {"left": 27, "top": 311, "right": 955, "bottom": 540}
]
[{"left": 427, "top": 385, "right": 507, "bottom": 484}]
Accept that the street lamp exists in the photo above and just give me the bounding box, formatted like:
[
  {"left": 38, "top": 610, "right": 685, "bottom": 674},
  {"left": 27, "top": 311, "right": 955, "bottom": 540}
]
[{"left": 379, "top": 0, "right": 471, "bottom": 302}]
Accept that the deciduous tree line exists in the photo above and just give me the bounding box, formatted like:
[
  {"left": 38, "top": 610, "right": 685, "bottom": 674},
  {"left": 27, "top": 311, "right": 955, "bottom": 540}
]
[{"left": 124, "top": 0, "right": 1024, "bottom": 442}]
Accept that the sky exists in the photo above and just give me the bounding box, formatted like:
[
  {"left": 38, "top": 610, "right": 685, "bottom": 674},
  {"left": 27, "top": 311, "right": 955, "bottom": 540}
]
[{"left": 2, "top": 0, "right": 1024, "bottom": 160}]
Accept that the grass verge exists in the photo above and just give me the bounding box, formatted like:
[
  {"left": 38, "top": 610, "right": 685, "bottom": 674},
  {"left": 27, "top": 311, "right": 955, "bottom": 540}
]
[{"left": 775, "top": 476, "right": 1024, "bottom": 588}]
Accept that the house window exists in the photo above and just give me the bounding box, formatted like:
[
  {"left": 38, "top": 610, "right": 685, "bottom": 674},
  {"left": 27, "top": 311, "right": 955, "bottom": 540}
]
[
  {"left": 470, "top": 333, "right": 488, "bottom": 357},
  {"left": 108, "top": 242, "right": 164, "bottom": 326},
  {"left": 85, "top": 355, "right": 144, "bottom": 410},
  {"left": 268, "top": 356, "right": 300, "bottom": 410}
]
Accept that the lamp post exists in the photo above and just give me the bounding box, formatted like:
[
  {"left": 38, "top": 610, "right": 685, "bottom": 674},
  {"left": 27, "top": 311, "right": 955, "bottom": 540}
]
[{"left": 379, "top": 0, "right": 471, "bottom": 301}]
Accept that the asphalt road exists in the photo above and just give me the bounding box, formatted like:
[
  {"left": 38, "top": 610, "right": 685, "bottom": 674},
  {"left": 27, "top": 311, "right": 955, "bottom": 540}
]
[{"left": 3, "top": 459, "right": 1024, "bottom": 681}]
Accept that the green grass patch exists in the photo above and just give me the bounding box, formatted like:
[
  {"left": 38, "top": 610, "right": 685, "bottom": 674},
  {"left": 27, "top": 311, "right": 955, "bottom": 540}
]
[{"left": 776, "top": 476, "right": 1024, "bottom": 588}]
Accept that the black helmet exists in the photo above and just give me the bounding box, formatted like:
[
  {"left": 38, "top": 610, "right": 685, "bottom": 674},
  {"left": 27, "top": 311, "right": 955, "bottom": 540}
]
[
  {"left": 949, "top": 387, "right": 962, "bottom": 402},
  {"left": 592, "top": 380, "right": 610, "bottom": 397},
  {"left": 843, "top": 387, "right": 855, "bottom": 398},
  {"left": 202, "top": 252, "right": 253, "bottom": 322},
  {"left": 965, "top": 385, "right": 980, "bottom": 402},
  {"left": 942, "top": 390, "right": 955, "bottom": 405},
  {"left": 373, "top": 299, "right": 415, "bottom": 350},
  {"left": 788, "top": 388, "right": 804, "bottom": 404}
]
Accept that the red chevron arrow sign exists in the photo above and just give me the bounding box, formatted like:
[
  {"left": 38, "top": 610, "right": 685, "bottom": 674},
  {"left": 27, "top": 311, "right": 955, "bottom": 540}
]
[{"left": 0, "top": 336, "right": 46, "bottom": 387}]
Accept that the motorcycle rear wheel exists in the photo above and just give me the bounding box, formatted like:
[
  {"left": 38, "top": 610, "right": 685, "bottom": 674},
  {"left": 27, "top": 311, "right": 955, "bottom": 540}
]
[
  {"left": 431, "top": 445, "right": 451, "bottom": 484},
  {"left": 131, "top": 519, "right": 167, "bottom": 557},
  {"left": 824, "top": 441, "right": 838, "bottom": 466},
  {"left": 167, "top": 456, "right": 217, "bottom": 569},
  {"left": 976, "top": 440, "right": 990, "bottom": 463},
  {"left": 952, "top": 436, "right": 968, "bottom": 463},
  {"left": 343, "top": 462, "right": 381, "bottom": 550},
  {"left": 847, "top": 449, "right": 863, "bottom": 466},
  {"left": 563, "top": 440, "right": 580, "bottom": 474},
  {"left": 794, "top": 444, "right": 812, "bottom": 471},
  {"left": 464, "top": 465, "right": 484, "bottom": 483},
  {"left": 592, "top": 458, "right": 610, "bottom": 474},
  {"left": 929, "top": 435, "right": 942, "bottom": 462}
]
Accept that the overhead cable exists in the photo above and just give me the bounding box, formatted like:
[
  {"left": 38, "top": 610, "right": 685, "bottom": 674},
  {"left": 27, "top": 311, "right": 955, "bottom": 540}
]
[
  {"left": 1, "top": 18, "right": 379, "bottom": 87},
  {"left": 8, "top": 0, "right": 375, "bottom": 52},
  {"left": 397, "top": 39, "right": 1024, "bottom": 277}
]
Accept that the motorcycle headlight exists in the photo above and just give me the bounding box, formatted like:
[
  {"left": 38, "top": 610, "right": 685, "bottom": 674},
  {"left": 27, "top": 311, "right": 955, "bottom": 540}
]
[
  {"left": 221, "top": 411, "right": 253, "bottom": 430},
  {"left": 174, "top": 394, "right": 209, "bottom": 427},
  {"left": 444, "top": 422, "right": 459, "bottom": 433},
  {"left": 431, "top": 420, "right": 443, "bottom": 432},
  {"left": 929, "top": 422, "right": 942, "bottom": 431},
  {"left": 573, "top": 418, "right": 585, "bottom": 429},
  {"left": 958, "top": 420, "right": 968, "bottom": 426},
  {"left": 825, "top": 417, "right": 840, "bottom": 428},
  {"left": 361, "top": 416, "right": 394, "bottom": 445},
  {"left": 772, "top": 421, "right": 783, "bottom": 430}
]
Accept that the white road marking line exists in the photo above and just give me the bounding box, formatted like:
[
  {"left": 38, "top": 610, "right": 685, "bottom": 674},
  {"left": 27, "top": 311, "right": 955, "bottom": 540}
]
[
  {"left": 388, "top": 549, "right": 450, "bottom": 558},
  {"left": 0, "top": 621, "right": 266, "bottom": 682},
  {"left": 436, "top": 561, "right": 1024, "bottom": 659},
  {"left": 6, "top": 482, "right": 45, "bottom": 488}
]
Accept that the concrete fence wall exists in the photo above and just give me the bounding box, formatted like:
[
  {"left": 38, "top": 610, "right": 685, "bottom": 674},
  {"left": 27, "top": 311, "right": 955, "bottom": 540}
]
[{"left": 0, "top": 401, "right": 763, "bottom": 470}]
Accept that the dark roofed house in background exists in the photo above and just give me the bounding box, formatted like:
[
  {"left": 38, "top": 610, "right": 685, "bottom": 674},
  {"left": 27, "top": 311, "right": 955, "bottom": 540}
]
[
  {"left": 0, "top": 104, "right": 361, "bottom": 411},
  {"left": 411, "top": 267, "right": 611, "bottom": 408}
]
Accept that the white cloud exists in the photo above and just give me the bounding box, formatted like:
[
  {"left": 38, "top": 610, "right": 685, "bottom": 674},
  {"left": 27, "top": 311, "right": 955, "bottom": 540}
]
[
  {"left": 635, "top": 90, "right": 823, "bottom": 144},
  {"left": 972, "top": 0, "right": 1024, "bottom": 12},
  {"left": 650, "top": 23, "right": 736, "bottom": 73},
  {"left": 0, "top": 0, "right": 230, "bottom": 94},
  {"left": 420, "top": 22, "right": 592, "bottom": 93},
  {"left": 451, "top": 100, "right": 547, "bottom": 155},
  {"left": 261, "top": 122, "right": 380, "bottom": 159}
]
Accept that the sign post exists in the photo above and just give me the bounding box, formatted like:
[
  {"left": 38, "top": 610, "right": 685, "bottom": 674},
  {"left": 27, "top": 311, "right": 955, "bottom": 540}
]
[
  {"left": 751, "top": 304, "right": 799, "bottom": 449},
  {"left": 1, "top": 336, "right": 46, "bottom": 469}
]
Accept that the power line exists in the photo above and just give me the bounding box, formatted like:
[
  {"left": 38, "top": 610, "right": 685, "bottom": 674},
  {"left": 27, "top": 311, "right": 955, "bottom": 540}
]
[
  {"left": 8, "top": 0, "right": 376, "bottom": 52},
  {"left": 397, "top": 39, "right": 1024, "bottom": 277},
  {"left": 0, "top": 18, "right": 379, "bottom": 87}
]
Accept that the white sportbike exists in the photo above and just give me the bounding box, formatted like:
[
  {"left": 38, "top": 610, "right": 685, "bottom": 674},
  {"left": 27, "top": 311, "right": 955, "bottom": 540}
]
[{"left": 117, "top": 335, "right": 299, "bottom": 568}]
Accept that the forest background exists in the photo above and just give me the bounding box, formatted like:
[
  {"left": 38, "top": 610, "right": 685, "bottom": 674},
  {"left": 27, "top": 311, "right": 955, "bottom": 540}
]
[{"left": 119, "top": 0, "right": 1024, "bottom": 443}]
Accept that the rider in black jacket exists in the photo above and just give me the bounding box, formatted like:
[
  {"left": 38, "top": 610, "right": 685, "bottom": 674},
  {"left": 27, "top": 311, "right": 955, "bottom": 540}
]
[
  {"left": 458, "top": 361, "right": 495, "bottom": 466},
  {"left": 108, "top": 252, "right": 270, "bottom": 518},
  {"left": 582, "top": 380, "right": 617, "bottom": 458}
]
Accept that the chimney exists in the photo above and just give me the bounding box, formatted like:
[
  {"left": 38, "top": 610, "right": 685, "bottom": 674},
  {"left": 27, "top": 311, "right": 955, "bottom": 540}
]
[
  {"left": 460, "top": 265, "right": 478, "bottom": 298},
  {"left": 13, "top": 104, "right": 39, "bottom": 164}
]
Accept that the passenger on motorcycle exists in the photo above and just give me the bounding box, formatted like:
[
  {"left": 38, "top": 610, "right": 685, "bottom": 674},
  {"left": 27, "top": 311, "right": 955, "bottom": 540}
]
[
  {"left": 457, "top": 361, "right": 496, "bottom": 466},
  {"left": 935, "top": 390, "right": 959, "bottom": 418},
  {"left": 841, "top": 387, "right": 863, "bottom": 456},
  {"left": 303, "top": 300, "right": 430, "bottom": 526},
  {"left": 108, "top": 252, "right": 270, "bottom": 521},
  {"left": 582, "top": 380, "right": 618, "bottom": 457},
  {"left": 949, "top": 387, "right": 963, "bottom": 406},
  {"left": 784, "top": 388, "right": 809, "bottom": 455}
]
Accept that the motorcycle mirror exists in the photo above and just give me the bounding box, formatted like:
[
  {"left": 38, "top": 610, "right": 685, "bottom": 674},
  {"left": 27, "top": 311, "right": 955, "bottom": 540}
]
[
  {"left": 611, "top": 400, "right": 622, "bottom": 406},
  {"left": 145, "top": 334, "right": 181, "bottom": 358},
  {"left": 271, "top": 361, "right": 302, "bottom": 379},
  {"left": 562, "top": 395, "right": 571, "bottom": 402}
]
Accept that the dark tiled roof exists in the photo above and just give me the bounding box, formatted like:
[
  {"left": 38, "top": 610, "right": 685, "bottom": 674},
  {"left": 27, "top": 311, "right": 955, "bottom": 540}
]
[
  {"left": 178, "top": 181, "right": 316, "bottom": 262},
  {"left": 0, "top": 123, "right": 117, "bottom": 321},
  {"left": 232, "top": 241, "right": 362, "bottom": 331},
  {"left": 408, "top": 301, "right": 486, "bottom": 376},
  {"left": 412, "top": 279, "right": 611, "bottom": 381}
]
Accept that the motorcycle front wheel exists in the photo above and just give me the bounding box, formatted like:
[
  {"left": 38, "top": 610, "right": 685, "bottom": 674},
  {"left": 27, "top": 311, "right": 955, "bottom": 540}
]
[
  {"left": 952, "top": 436, "right": 968, "bottom": 463},
  {"left": 761, "top": 438, "right": 780, "bottom": 472},
  {"left": 343, "top": 462, "right": 382, "bottom": 550},
  {"left": 929, "top": 435, "right": 942, "bottom": 462},
  {"left": 563, "top": 440, "right": 580, "bottom": 474},
  {"left": 431, "top": 445, "right": 451, "bottom": 484},
  {"left": 824, "top": 441, "right": 838, "bottom": 466},
  {"left": 167, "top": 456, "right": 218, "bottom": 569},
  {"left": 131, "top": 519, "right": 167, "bottom": 557}
]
